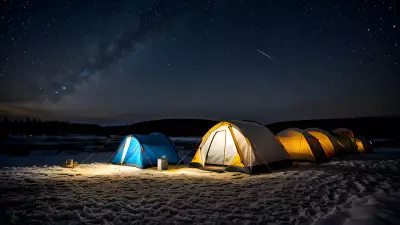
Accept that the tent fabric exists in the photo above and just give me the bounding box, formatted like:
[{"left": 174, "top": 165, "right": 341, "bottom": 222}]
[
  {"left": 332, "top": 128, "right": 355, "bottom": 139},
  {"left": 333, "top": 133, "right": 359, "bottom": 153},
  {"left": 110, "top": 134, "right": 180, "bottom": 169},
  {"left": 332, "top": 128, "right": 359, "bottom": 153},
  {"left": 304, "top": 128, "right": 342, "bottom": 159},
  {"left": 355, "top": 136, "right": 373, "bottom": 153},
  {"left": 190, "top": 121, "right": 291, "bottom": 174},
  {"left": 277, "top": 128, "right": 328, "bottom": 163}
]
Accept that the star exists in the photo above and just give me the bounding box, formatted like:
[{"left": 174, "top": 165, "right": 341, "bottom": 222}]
[{"left": 0, "top": 0, "right": 398, "bottom": 124}]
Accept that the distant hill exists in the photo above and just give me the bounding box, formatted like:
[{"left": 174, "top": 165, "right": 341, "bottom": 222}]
[
  {"left": 266, "top": 116, "right": 400, "bottom": 139},
  {"left": 0, "top": 118, "right": 218, "bottom": 137},
  {"left": 105, "top": 119, "right": 218, "bottom": 137},
  {"left": 3, "top": 116, "right": 399, "bottom": 140}
]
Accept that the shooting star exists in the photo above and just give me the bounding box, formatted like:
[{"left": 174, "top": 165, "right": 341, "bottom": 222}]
[
  {"left": 256, "top": 49, "right": 277, "bottom": 62},
  {"left": 256, "top": 48, "right": 299, "bottom": 77}
]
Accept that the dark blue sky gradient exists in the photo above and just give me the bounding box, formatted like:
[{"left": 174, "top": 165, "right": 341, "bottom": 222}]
[{"left": 0, "top": 0, "right": 399, "bottom": 123}]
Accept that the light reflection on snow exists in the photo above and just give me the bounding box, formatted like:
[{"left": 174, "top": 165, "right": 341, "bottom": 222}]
[
  {"left": 19, "top": 163, "right": 240, "bottom": 179},
  {"left": 41, "top": 164, "right": 141, "bottom": 177},
  {"left": 1, "top": 157, "right": 400, "bottom": 225}
]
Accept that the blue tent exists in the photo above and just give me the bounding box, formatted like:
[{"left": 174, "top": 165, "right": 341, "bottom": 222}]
[{"left": 110, "top": 133, "right": 180, "bottom": 168}]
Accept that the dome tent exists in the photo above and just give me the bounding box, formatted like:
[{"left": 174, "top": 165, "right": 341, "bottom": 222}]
[
  {"left": 110, "top": 133, "right": 180, "bottom": 168},
  {"left": 304, "top": 128, "right": 343, "bottom": 159},
  {"left": 190, "top": 121, "right": 291, "bottom": 174},
  {"left": 277, "top": 128, "right": 328, "bottom": 163},
  {"left": 332, "top": 128, "right": 359, "bottom": 153}
]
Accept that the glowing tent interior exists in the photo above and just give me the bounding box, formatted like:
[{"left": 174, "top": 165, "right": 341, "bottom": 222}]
[
  {"left": 276, "top": 128, "right": 328, "bottom": 163},
  {"left": 189, "top": 121, "right": 291, "bottom": 174},
  {"left": 110, "top": 132, "right": 180, "bottom": 168},
  {"left": 304, "top": 128, "right": 342, "bottom": 159}
]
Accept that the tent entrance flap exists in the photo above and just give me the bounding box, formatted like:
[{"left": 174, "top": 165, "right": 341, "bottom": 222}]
[
  {"left": 120, "top": 136, "right": 132, "bottom": 165},
  {"left": 206, "top": 130, "right": 226, "bottom": 165},
  {"left": 205, "top": 130, "right": 238, "bottom": 166}
]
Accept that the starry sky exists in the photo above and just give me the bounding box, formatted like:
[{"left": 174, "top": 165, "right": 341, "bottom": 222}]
[{"left": 0, "top": 0, "right": 399, "bottom": 124}]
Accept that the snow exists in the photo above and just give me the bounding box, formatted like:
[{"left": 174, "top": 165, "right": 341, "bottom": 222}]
[
  {"left": 1, "top": 137, "right": 400, "bottom": 225},
  {"left": 312, "top": 193, "right": 400, "bottom": 225},
  {"left": 0, "top": 150, "right": 400, "bottom": 225}
]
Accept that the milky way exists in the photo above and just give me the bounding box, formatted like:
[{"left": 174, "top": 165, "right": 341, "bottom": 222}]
[
  {"left": 1, "top": 0, "right": 216, "bottom": 103},
  {"left": 0, "top": 0, "right": 399, "bottom": 122}
]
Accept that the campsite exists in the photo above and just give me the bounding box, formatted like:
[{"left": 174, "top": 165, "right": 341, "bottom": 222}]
[
  {"left": 1, "top": 0, "right": 399, "bottom": 224},
  {"left": 1, "top": 118, "right": 400, "bottom": 225}
]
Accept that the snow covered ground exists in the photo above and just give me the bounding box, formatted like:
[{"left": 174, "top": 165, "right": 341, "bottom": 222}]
[{"left": 0, "top": 149, "right": 399, "bottom": 225}]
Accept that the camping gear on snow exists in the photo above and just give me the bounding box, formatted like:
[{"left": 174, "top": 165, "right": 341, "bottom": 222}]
[
  {"left": 305, "top": 128, "right": 344, "bottom": 158},
  {"left": 277, "top": 128, "right": 328, "bottom": 163},
  {"left": 110, "top": 133, "right": 180, "bottom": 169},
  {"left": 158, "top": 157, "right": 168, "bottom": 170},
  {"left": 189, "top": 121, "right": 291, "bottom": 174},
  {"left": 65, "top": 159, "right": 78, "bottom": 168}
]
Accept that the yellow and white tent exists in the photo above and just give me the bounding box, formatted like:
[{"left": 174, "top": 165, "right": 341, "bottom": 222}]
[
  {"left": 332, "top": 128, "right": 359, "bottom": 153},
  {"left": 305, "top": 128, "right": 343, "bottom": 159},
  {"left": 189, "top": 121, "right": 291, "bottom": 174},
  {"left": 277, "top": 128, "right": 328, "bottom": 163}
]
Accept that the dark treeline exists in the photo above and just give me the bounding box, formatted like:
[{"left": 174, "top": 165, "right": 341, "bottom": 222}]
[
  {"left": 0, "top": 117, "right": 217, "bottom": 138},
  {"left": 1, "top": 116, "right": 399, "bottom": 140},
  {"left": 0, "top": 116, "right": 105, "bottom": 137},
  {"left": 105, "top": 119, "right": 217, "bottom": 137}
]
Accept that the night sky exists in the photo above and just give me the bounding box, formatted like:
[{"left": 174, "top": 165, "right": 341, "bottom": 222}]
[{"left": 0, "top": 0, "right": 399, "bottom": 124}]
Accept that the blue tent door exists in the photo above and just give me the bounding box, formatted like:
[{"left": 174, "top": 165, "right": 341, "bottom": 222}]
[
  {"left": 123, "top": 140, "right": 143, "bottom": 168},
  {"left": 111, "top": 136, "right": 143, "bottom": 168},
  {"left": 110, "top": 136, "right": 131, "bottom": 165},
  {"left": 119, "top": 136, "right": 133, "bottom": 164}
]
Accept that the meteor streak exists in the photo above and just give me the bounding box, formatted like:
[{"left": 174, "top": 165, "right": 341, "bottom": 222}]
[{"left": 256, "top": 49, "right": 277, "bottom": 62}]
